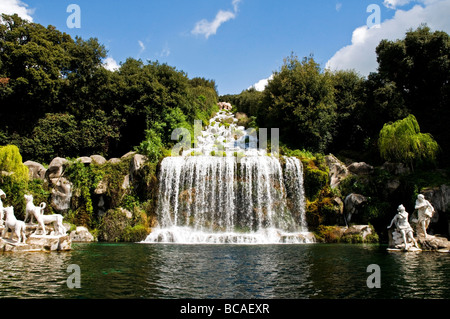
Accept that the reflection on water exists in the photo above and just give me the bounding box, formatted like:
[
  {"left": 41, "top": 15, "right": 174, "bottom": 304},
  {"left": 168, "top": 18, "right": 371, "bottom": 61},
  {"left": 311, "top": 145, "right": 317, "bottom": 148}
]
[{"left": 0, "top": 243, "right": 449, "bottom": 299}]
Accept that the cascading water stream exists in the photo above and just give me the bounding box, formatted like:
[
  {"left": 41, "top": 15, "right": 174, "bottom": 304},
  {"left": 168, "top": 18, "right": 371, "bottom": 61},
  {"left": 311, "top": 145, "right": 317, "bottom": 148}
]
[{"left": 142, "top": 110, "right": 314, "bottom": 244}]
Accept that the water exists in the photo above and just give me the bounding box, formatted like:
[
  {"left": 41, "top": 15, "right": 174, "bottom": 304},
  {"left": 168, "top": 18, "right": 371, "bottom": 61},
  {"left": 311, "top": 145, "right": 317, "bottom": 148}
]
[
  {"left": 144, "top": 110, "right": 311, "bottom": 244},
  {"left": 1, "top": 243, "right": 449, "bottom": 299}
]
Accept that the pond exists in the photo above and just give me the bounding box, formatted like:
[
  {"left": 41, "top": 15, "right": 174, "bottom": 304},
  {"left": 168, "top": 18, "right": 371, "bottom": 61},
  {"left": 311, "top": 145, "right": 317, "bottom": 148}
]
[{"left": 1, "top": 243, "right": 449, "bottom": 299}]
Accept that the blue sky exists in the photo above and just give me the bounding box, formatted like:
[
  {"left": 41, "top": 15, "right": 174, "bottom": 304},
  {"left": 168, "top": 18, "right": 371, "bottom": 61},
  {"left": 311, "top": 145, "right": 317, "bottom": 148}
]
[{"left": 1, "top": 0, "right": 450, "bottom": 95}]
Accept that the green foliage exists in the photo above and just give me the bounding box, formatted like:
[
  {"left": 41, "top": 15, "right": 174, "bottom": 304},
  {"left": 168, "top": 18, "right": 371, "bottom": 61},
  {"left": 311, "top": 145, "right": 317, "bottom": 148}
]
[
  {"left": 378, "top": 114, "right": 439, "bottom": 169},
  {"left": 65, "top": 159, "right": 103, "bottom": 227},
  {"left": 0, "top": 145, "right": 29, "bottom": 183},
  {"left": 259, "top": 54, "right": 337, "bottom": 153},
  {"left": 376, "top": 25, "right": 450, "bottom": 163},
  {"left": 137, "top": 127, "right": 165, "bottom": 164}
]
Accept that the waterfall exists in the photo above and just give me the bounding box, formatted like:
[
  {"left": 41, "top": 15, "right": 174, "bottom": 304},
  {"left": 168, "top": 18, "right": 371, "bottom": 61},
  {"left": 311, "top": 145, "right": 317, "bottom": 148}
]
[{"left": 143, "top": 110, "right": 314, "bottom": 244}]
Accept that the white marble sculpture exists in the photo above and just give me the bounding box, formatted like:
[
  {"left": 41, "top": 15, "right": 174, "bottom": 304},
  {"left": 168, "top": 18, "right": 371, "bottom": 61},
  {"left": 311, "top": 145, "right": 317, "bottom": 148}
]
[
  {"left": 387, "top": 204, "right": 419, "bottom": 250},
  {"left": 414, "top": 194, "right": 434, "bottom": 238},
  {"left": 24, "top": 194, "right": 67, "bottom": 236},
  {"left": 0, "top": 189, "right": 5, "bottom": 226},
  {"left": 2, "top": 206, "right": 27, "bottom": 243}
]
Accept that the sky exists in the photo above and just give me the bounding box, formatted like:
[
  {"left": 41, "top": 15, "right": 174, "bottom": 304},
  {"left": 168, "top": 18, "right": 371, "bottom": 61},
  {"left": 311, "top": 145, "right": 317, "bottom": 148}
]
[{"left": 1, "top": 0, "right": 450, "bottom": 95}]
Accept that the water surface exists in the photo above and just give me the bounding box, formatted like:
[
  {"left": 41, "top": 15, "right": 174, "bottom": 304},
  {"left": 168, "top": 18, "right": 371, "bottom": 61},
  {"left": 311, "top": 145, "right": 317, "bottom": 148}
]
[{"left": 0, "top": 243, "right": 449, "bottom": 299}]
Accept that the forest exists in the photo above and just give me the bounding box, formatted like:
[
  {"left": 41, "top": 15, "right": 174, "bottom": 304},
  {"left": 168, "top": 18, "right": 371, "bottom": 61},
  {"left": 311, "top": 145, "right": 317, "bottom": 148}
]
[{"left": 1, "top": 13, "right": 449, "bottom": 242}]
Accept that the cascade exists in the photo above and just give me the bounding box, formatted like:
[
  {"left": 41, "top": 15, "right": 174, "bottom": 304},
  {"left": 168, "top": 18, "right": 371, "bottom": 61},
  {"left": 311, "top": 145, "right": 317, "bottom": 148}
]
[{"left": 143, "top": 110, "right": 314, "bottom": 244}]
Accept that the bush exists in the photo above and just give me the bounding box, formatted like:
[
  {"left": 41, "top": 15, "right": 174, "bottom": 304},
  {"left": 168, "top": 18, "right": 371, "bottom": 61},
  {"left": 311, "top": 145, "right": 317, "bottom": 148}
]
[
  {"left": 0, "top": 145, "right": 29, "bottom": 183},
  {"left": 121, "top": 224, "right": 149, "bottom": 242}
]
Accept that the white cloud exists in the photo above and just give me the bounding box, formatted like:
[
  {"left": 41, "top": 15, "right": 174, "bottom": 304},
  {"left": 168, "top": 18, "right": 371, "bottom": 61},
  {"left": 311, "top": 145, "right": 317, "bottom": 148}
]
[
  {"left": 0, "top": 0, "right": 33, "bottom": 21},
  {"left": 192, "top": 0, "right": 242, "bottom": 39},
  {"left": 383, "top": 0, "right": 415, "bottom": 9},
  {"left": 160, "top": 43, "right": 171, "bottom": 57},
  {"left": 326, "top": 0, "right": 450, "bottom": 76},
  {"left": 336, "top": 2, "right": 343, "bottom": 12},
  {"left": 103, "top": 57, "right": 120, "bottom": 71},
  {"left": 249, "top": 74, "right": 273, "bottom": 92},
  {"left": 138, "top": 40, "right": 146, "bottom": 55}
]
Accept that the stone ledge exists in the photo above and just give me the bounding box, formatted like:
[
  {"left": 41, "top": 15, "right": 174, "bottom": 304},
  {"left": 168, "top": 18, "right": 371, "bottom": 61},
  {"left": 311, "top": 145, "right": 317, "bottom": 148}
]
[{"left": 0, "top": 234, "right": 71, "bottom": 252}]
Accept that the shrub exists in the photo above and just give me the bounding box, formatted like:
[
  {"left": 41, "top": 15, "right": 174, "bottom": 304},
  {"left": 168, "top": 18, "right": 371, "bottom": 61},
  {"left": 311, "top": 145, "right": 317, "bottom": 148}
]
[{"left": 0, "top": 145, "right": 29, "bottom": 183}]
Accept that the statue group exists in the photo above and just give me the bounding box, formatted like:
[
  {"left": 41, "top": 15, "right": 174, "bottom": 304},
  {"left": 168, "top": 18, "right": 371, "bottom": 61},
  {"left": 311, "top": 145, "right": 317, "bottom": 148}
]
[
  {"left": 0, "top": 189, "right": 67, "bottom": 244},
  {"left": 387, "top": 194, "right": 435, "bottom": 251}
]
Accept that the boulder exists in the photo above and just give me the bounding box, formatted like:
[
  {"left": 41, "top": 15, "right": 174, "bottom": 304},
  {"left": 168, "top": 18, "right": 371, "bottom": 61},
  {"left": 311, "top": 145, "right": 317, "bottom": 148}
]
[
  {"left": 90, "top": 155, "right": 107, "bottom": 165},
  {"left": 347, "top": 162, "right": 374, "bottom": 175},
  {"left": 421, "top": 184, "right": 450, "bottom": 214},
  {"left": 122, "top": 174, "right": 130, "bottom": 190},
  {"left": 70, "top": 226, "right": 95, "bottom": 242},
  {"left": 27, "top": 234, "right": 71, "bottom": 251},
  {"left": 344, "top": 193, "right": 367, "bottom": 223},
  {"left": 418, "top": 235, "right": 450, "bottom": 251},
  {"left": 382, "top": 162, "right": 411, "bottom": 175},
  {"left": 130, "top": 154, "right": 148, "bottom": 182},
  {"left": 344, "top": 225, "right": 373, "bottom": 240},
  {"left": 46, "top": 157, "right": 72, "bottom": 213},
  {"left": 108, "top": 158, "right": 121, "bottom": 164},
  {"left": 94, "top": 179, "right": 108, "bottom": 195},
  {"left": 325, "top": 154, "right": 350, "bottom": 188},
  {"left": 121, "top": 151, "right": 136, "bottom": 159},
  {"left": 50, "top": 177, "right": 72, "bottom": 213},
  {"left": 46, "top": 157, "right": 68, "bottom": 182},
  {"left": 76, "top": 156, "right": 92, "bottom": 165},
  {"left": 386, "top": 179, "right": 401, "bottom": 193},
  {"left": 24, "top": 160, "right": 47, "bottom": 180}
]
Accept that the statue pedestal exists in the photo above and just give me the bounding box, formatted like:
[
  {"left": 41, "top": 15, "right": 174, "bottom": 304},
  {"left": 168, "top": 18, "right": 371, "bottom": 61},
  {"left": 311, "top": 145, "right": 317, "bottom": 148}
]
[
  {"left": 417, "top": 234, "right": 450, "bottom": 252},
  {"left": 0, "top": 234, "right": 71, "bottom": 252}
]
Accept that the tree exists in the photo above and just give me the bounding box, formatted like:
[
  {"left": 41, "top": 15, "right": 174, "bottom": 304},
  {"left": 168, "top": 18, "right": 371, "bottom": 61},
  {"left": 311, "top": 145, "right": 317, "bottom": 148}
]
[
  {"left": 259, "top": 54, "right": 337, "bottom": 153},
  {"left": 378, "top": 114, "right": 439, "bottom": 170},
  {"left": 376, "top": 25, "right": 450, "bottom": 162},
  {"left": 329, "top": 70, "right": 366, "bottom": 153}
]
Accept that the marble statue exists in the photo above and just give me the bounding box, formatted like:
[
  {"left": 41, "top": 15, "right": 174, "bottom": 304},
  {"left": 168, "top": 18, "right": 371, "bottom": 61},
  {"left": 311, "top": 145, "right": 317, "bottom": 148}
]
[
  {"left": 414, "top": 194, "right": 434, "bottom": 238},
  {"left": 387, "top": 204, "right": 419, "bottom": 250},
  {"left": 24, "top": 194, "right": 46, "bottom": 225},
  {"left": 24, "top": 194, "right": 67, "bottom": 236},
  {"left": 0, "top": 189, "right": 5, "bottom": 226},
  {"left": 2, "top": 206, "right": 27, "bottom": 243}
]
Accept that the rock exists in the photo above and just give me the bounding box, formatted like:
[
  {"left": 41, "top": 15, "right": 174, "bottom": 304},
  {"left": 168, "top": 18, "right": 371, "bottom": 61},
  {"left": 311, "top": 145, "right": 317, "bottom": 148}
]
[
  {"left": 27, "top": 234, "right": 71, "bottom": 251},
  {"left": 344, "top": 225, "right": 373, "bottom": 240},
  {"left": 94, "top": 179, "right": 108, "bottom": 195},
  {"left": 129, "top": 154, "right": 148, "bottom": 182},
  {"left": 108, "top": 158, "right": 121, "bottom": 164},
  {"left": 333, "top": 197, "right": 344, "bottom": 215},
  {"left": 90, "top": 155, "right": 107, "bottom": 165},
  {"left": 344, "top": 193, "right": 367, "bottom": 223},
  {"left": 121, "top": 151, "right": 136, "bottom": 159},
  {"left": 119, "top": 207, "right": 133, "bottom": 219},
  {"left": 218, "top": 101, "right": 233, "bottom": 111},
  {"left": 24, "top": 160, "right": 47, "bottom": 180},
  {"left": 382, "top": 162, "right": 411, "bottom": 175},
  {"left": 45, "top": 157, "right": 72, "bottom": 213},
  {"left": 421, "top": 185, "right": 450, "bottom": 214},
  {"left": 347, "top": 162, "right": 374, "bottom": 175},
  {"left": 122, "top": 174, "right": 130, "bottom": 190},
  {"left": 70, "top": 226, "right": 95, "bottom": 242},
  {"left": 46, "top": 157, "right": 68, "bottom": 182},
  {"left": 76, "top": 156, "right": 92, "bottom": 165},
  {"left": 50, "top": 177, "right": 72, "bottom": 213},
  {"left": 418, "top": 235, "right": 450, "bottom": 251},
  {"left": 386, "top": 179, "right": 401, "bottom": 193},
  {"left": 325, "top": 154, "right": 350, "bottom": 188},
  {"left": 0, "top": 235, "right": 71, "bottom": 252}
]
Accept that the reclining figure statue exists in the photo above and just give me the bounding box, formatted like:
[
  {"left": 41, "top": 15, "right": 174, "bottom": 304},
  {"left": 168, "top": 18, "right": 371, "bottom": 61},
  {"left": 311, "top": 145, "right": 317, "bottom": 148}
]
[{"left": 387, "top": 204, "right": 419, "bottom": 250}]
